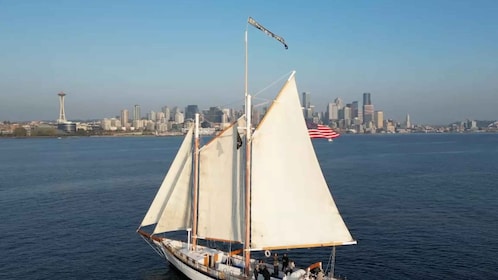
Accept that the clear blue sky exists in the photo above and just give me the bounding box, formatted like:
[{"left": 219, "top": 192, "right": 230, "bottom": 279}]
[{"left": 1, "top": 0, "right": 497, "bottom": 124}]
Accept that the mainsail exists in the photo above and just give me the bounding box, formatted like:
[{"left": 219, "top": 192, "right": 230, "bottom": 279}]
[
  {"left": 140, "top": 127, "right": 194, "bottom": 234},
  {"left": 197, "top": 118, "right": 246, "bottom": 242},
  {"left": 250, "top": 73, "right": 355, "bottom": 249}
]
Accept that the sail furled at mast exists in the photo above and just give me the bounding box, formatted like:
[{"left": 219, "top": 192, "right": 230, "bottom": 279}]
[
  {"left": 248, "top": 17, "right": 288, "bottom": 49},
  {"left": 197, "top": 117, "right": 246, "bottom": 243},
  {"left": 140, "top": 127, "right": 194, "bottom": 234},
  {"left": 251, "top": 73, "right": 355, "bottom": 249}
]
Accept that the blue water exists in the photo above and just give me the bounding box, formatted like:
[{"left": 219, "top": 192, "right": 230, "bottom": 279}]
[{"left": 1, "top": 134, "right": 497, "bottom": 279}]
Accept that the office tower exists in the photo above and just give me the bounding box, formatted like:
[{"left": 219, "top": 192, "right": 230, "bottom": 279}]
[
  {"left": 351, "top": 101, "right": 359, "bottom": 119},
  {"left": 120, "top": 109, "right": 129, "bottom": 127},
  {"left": 343, "top": 105, "right": 352, "bottom": 126},
  {"left": 326, "top": 103, "right": 338, "bottom": 122},
  {"left": 148, "top": 110, "right": 156, "bottom": 121},
  {"left": 204, "top": 107, "right": 223, "bottom": 123},
  {"left": 362, "top": 92, "right": 374, "bottom": 125},
  {"left": 162, "top": 106, "right": 171, "bottom": 121},
  {"left": 57, "top": 91, "right": 67, "bottom": 123},
  {"left": 185, "top": 105, "right": 200, "bottom": 120},
  {"left": 172, "top": 106, "right": 181, "bottom": 116},
  {"left": 405, "top": 114, "right": 411, "bottom": 129},
  {"left": 334, "top": 97, "right": 344, "bottom": 110},
  {"left": 363, "top": 105, "right": 374, "bottom": 124},
  {"left": 363, "top": 92, "right": 371, "bottom": 105},
  {"left": 302, "top": 92, "right": 310, "bottom": 108},
  {"left": 302, "top": 92, "right": 312, "bottom": 120},
  {"left": 374, "top": 111, "right": 384, "bottom": 129},
  {"left": 156, "top": 112, "right": 165, "bottom": 123},
  {"left": 174, "top": 111, "right": 184, "bottom": 124},
  {"left": 133, "top": 105, "right": 141, "bottom": 121}
]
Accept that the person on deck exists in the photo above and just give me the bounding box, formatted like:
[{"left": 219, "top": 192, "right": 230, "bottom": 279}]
[
  {"left": 285, "top": 260, "right": 295, "bottom": 275},
  {"left": 261, "top": 265, "right": 271, "bottom": 280},
  {"left": 281, "top": 253, "right": 289, "bottom": 272},
  {"left": 316, "top": 268, "right": 324, "bottom": 280},
  {"left": 254, "top": 260, "right": 261, "bottom": 280},
  {"left": 272, "top": 253, "right": 279, "bottom": 277}
]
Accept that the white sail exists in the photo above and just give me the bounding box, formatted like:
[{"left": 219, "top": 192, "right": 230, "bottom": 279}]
[
  {"left": 250, "top": 73, "right": 355, "bottom": 249},
  {"left": 197, "top": 118, "right": 246, "bottom": 242},
  {"left": 140, "top": 127, "right": 194, "bottom": 234}
]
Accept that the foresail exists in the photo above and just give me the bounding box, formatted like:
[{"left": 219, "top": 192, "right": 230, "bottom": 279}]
[
  {"left": 140, "top": 127, "right": 193, "bottom": 234},
  {"left": 251, "top": 73, "right": 355, "bottom": 249},
  {"left": 197, "top": 117, "right": 246, "bottom": 242}
]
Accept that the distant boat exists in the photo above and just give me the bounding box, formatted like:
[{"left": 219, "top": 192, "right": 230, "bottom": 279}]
[{"left": 137, "top": 17, "right": 356, "bottom": 280}]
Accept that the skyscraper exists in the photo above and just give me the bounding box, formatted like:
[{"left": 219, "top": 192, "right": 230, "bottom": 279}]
[
  {"left": 302, "top": 92, "right": 311, "bottom": 120},
  {"left": 326, "top": 102, "right": 338, "bottom": 122},
  {"left": 133, "top": 105, "right": 141, "bottom": 121},
  {"left": 405, "top": 114, "right": 411, "bottom": 129},
  {"left": 302, "top": 92, "right": 310, "bottom": 108},
  {"left": 362, "top": 93, "right": 374, "bottom": 125},
  {"left": 120, "top": 109, "right": 129, "bottom": 128},
  {"left": 351, "top": 101, "right": 360, "bottom": 121},
  {"left": 374, "top": 111, "right": 384, "bottom": 129},
  {"left": 162, "top": 106, "right": 171, "bottom": 121},
  {"left": 363, "top": 92, "right": 371, "bottom": 105},
  {"left": 185, "top": 105, "right": 200, "bottom": 120}
]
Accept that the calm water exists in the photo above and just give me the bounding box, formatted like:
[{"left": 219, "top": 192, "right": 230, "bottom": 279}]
[{"left": 1, "top": 134, "right": 497, "bottom": 280}]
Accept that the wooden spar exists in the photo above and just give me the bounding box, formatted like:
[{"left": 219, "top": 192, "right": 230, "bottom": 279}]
[
  {"left": 229, "top": 249, "right": 243, "bottom": 256},
  {"left": 192, "top": 113, "right": 200, "bottom": 250},
  {"left": 258, "top": 240, "right": 357, "bottom": 251},
  {"left": 198, "top": 236, "right": 243, "bottom": 244},
  {"left": 137, "top": 229, "right": 163, "bottom": 242}
]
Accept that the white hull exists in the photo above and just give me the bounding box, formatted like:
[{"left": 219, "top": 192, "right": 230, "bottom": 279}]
[
  {"left": 155, "top": 238, "right": 247, "bottom": 280},
  {"left": 151, "top": 238, "right": 333, "bottom": 280},
  {"left": 163, "top": 245, "right": 215, "bottom": 280}
]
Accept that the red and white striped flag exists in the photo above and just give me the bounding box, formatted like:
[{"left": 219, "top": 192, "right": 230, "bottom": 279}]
[{"left": 307, "top": 123, "right": 340, "bottom": 139}]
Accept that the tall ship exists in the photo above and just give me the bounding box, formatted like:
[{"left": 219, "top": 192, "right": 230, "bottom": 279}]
[{"left": 137, "top": 17, "right": 356, "bottom": 280}]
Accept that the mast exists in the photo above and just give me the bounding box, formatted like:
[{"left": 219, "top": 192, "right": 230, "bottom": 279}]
[
  {"left": 192, "top": 113, "right": 200, "bottom": 250},
  {"left": 243, "top": 17, "right": 288, "bottom": 275},
  {"left": 243, "top": 26, "right": 252, "bottom": 276}
]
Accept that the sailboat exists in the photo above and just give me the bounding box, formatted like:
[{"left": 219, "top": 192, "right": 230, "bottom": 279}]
[{"left": 137, "top": 17, "right": 356, "bottom": 280}]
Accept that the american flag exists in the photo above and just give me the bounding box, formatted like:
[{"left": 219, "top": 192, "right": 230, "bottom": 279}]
[{"left": 307, "top": 123, "right": 340, "bottom": 139}]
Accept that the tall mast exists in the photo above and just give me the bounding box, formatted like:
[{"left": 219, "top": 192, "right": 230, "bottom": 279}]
[
  {"left": 243, "top": 26, "right": 252, "bottom": 276},
  {"left": 244, "top": 17, "right": 288, "bottom": 275},
  {"left": 192, "top": 113, "right": 200, "bottom": 250}
]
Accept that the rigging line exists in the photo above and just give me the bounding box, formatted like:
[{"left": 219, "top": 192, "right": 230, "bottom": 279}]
[
  {"left": 140, "top": 235, "right": 164, "bottom": 258},
  {"left": 253, "top": 100, "right": 271, "bottom": 109},
  {"left": 253, "top": 71, "right": 294, "bottom": 98},
  {"left": 215, "top": 71, "right": 293, "bottom": 110},
  {"left": 324, "top": 246, "right": 334, "bottom": 275}
]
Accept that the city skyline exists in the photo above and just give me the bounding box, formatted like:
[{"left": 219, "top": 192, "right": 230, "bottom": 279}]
[{"left": 1, "top": 1, "right": 497, "bottom": 124}]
